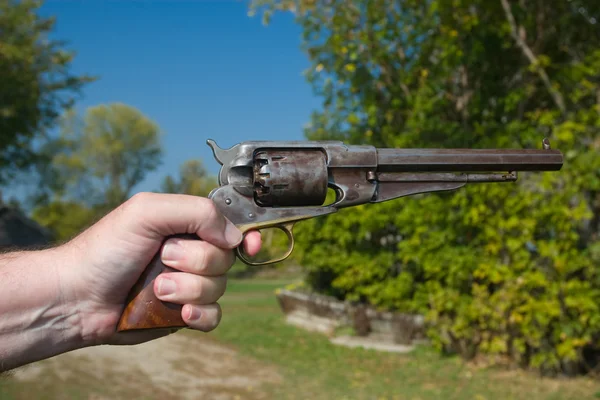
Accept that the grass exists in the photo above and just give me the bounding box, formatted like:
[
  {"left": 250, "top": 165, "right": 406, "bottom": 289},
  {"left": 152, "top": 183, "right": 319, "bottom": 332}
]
[
  {"left": 2, "top": 277, "right": 600, "bottom": 399},
  {"left": 200, "top": 278, "right": 600, "bottom": 400},
  {"left": 0, "top": 356, "right": 173, "bottom": 400}
]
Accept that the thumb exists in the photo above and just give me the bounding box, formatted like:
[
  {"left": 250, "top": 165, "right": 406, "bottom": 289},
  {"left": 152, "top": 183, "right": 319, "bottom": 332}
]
[{"left": 123, "top": 192, "right": 243, "bottom": 249}]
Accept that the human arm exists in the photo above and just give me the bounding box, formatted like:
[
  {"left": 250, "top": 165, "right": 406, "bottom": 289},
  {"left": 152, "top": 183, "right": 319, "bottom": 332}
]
[{"left": 0, "top": 192, "right": 261, "bottom": 372}]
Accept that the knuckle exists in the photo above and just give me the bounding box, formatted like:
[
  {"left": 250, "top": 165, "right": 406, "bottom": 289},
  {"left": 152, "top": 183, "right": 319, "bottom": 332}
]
[
  {"left": 192, "top": 242, "right": 209, "bottom": 273},
  {"left": 190, "top": 242, "right": 234, "bottom": 276},
  {"left": 122, "top": 192, "right": 153, "bottom": 215},
  {"left": 201, "top": 198, "right": 227, "bottom": 229},
  {"left": 217, "top": 275, "right": 228, "bottom": 297},
  {"left": 221, "top": 273, "right": 228, "bottom": 288},
  {"left": 195, "top": 199, "right": 219, "bottom": 233},
  {"left": 130, "top": 191, "right": 154, "bottom": 206},
  {"left": 193, "top": 277, "right": 205, "bottom": 298},
  {"left": 215, "top": 249, "right": 235, "bottom": 273},
  {"left": 200, "top": 197, "right": 218, "bottom": 218},
  {"left": 227, "top": 250, "right": 236, "bottom": 267}
]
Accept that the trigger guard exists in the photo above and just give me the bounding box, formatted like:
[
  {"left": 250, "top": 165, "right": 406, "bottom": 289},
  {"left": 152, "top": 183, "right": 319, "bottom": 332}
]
[{"left": 236, "top": 225, "right": 295, "bottom": 266}]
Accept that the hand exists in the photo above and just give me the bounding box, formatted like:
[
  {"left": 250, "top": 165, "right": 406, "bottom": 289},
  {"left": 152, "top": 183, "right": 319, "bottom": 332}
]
[{"left": 60, "top": 192, "right": 262, "bottom": 346}]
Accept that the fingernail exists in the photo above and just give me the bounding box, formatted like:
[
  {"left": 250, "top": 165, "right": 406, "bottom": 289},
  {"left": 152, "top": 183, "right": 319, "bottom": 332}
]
[
  {"left": 162, "top": 240, "right": 185, "bottom": 262},
  {"left": 225, "top": 221, "right": 242, "bottom": 245},
  {"left": 157, "top": 277, "right": 176, "bottom": 296},
  {"left": 187, "top": 305, "right": 201, "bottom": 321}
]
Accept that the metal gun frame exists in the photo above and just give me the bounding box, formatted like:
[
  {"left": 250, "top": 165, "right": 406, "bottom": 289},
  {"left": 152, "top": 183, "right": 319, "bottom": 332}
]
[{"left": 206, "top": 138, "right": 563, "bottom": 265}]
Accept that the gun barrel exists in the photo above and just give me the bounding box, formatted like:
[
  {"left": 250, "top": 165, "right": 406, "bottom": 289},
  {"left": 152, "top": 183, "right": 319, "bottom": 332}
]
[{"left": 376, "top": 148, "right": 563, "bottom": 172}]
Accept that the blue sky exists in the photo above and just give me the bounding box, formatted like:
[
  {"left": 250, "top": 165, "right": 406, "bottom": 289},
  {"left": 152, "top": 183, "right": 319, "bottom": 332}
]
[{"left": 38, "top": 0, "right": 321, "bottom": 193}]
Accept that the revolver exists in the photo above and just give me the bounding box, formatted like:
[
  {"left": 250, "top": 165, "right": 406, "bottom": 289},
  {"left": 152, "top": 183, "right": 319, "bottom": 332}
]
[{"left": 116, "top": 138, "right": 563, "bottom": 332}]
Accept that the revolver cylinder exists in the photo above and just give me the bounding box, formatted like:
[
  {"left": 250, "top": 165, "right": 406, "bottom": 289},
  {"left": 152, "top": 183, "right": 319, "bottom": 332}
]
[{"left": 253, "top": 150, "right": 328, "bottom": 207}]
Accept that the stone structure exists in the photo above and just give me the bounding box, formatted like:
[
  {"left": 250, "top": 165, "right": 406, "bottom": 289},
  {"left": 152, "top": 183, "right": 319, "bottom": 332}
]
[{"left": 276, "top": 288, "right": 426, "bottom": 345}]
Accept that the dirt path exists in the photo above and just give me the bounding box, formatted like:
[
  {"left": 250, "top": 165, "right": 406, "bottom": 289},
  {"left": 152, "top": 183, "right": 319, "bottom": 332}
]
[{"left": 9, "top": 332, "right": 282, "bottom": 400}]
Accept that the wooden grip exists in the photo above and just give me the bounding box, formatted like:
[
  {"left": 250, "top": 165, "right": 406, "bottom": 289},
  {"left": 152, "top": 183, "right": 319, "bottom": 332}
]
[{"left": 116, "top": 235, "right": 195, "bottom": 332}]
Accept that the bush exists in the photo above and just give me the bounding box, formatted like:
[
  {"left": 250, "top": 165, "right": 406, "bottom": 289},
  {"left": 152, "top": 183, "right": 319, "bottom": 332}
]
[
  {"left": 293, "top": 113, "right": 600, "bottom": 374},
  {"left": 251, "top": 0, "right": 600, "bottom": 374}
]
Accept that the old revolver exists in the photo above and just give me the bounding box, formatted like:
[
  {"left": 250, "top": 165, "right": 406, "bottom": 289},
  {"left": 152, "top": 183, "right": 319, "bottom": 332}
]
[{"left": 116, "top": 138, "right": 563, "bottom": 332}]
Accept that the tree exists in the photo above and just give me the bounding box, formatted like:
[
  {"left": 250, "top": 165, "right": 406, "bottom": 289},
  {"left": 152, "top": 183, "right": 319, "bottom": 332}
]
[
  {"left": 251, "top": 0, "right": 600, "bottom": 374},
  {"left": 161, "top": 159, "right": 217, "bottom": 197},
  {"left": 32, "top": 103, "right": 163, "bottom": 240},
  {"left": 30, "top": 200, "right": 96, "bottom": 242},
  {"left": 0, "top": 0, "right": 93, "bottom": 183}
]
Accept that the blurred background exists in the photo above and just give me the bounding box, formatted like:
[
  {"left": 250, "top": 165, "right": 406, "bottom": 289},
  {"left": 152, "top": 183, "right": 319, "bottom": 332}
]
[{"left": 1, "top": 0, "right": 600, "bottom": 399}]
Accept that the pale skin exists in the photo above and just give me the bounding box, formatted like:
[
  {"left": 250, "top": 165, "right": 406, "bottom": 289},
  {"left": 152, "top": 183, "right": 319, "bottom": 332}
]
[{"left": 0, "top": 192, "right": 262, "bottom": 372}]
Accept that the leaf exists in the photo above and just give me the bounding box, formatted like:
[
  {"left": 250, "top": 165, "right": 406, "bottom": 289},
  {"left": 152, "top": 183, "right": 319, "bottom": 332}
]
[{"left": 253, "top": 0, "right": 600, "bottom": 375}]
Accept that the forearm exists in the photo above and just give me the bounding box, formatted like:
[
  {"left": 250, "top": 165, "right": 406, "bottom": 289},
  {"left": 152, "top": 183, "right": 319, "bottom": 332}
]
[{"left": 0, "top": 246, "right": 83, "bottom": 372}]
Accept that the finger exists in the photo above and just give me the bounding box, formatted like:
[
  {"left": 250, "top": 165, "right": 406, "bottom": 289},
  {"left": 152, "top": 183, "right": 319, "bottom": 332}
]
[
  {"left": 154, "top": 272, "right": 227, "bottom": 305},
  {"left": 242, "top": 231, "right": 262, "bottom": 257},
  {"left": 160, "top": 238, "right": 235, "bottom": 276},
  {"left": 182, "top": 303, "right": 222, "bottom": 332},
  {"left": 123, "top": 192, "right": 243, "bottom": 249}
]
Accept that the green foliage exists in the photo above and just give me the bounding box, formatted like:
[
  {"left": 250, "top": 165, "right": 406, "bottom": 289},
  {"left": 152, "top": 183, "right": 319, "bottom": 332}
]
[
  {"left": 161, "top": 159, "right": 217, "bottom": 197},
  {"left": 30, "top": 201, "right": 96, "bottom": 242},
  {"left": 31, "top": 103, "right": 163, "bottom": 240},
  {"left": 0, "top": 0, "right": 94, "bottom": 183},
  {"left": 251, "top": 0, "right": 600, "bottom": 374},
  {"left": 54, "top": 103, "right": 162, "bottom": 208}
]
